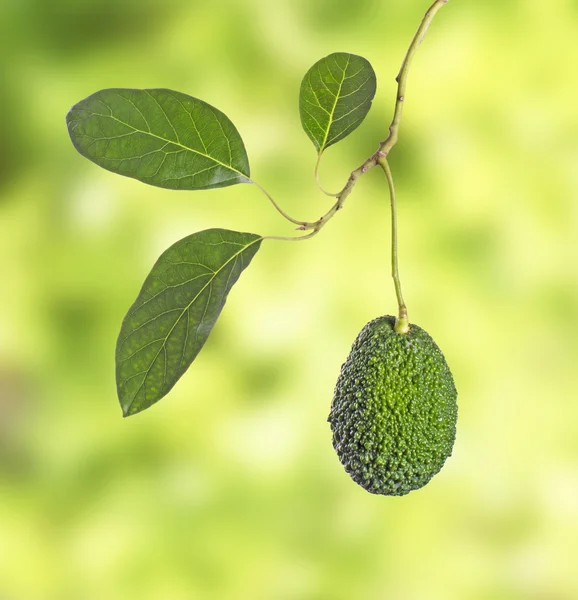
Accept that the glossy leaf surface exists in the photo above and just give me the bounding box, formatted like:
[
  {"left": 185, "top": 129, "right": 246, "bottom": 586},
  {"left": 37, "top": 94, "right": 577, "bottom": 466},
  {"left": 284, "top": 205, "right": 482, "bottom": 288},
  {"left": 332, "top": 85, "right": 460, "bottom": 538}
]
[
  {"left": 67, "top": 88, "right": 250, "bottom": 190},
  {"left": 300, "top": 53, "right": 376, "bottom": 154},
  {"left": 116, "top": 229, "right": 262, "bottom": 416}
]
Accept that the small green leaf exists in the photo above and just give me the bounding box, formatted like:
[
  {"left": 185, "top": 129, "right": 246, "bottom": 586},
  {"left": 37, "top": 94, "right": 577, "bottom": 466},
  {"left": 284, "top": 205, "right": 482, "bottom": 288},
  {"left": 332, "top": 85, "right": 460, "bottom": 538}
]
[
  {"left": 66, "top": 88, "right": 250, "bottom": 190},
  {"left": 300, "top": 53, "right": 377, "bottom": 154},
  {"left": 116, "top": 229, "right": 262, "bottom": 416}
]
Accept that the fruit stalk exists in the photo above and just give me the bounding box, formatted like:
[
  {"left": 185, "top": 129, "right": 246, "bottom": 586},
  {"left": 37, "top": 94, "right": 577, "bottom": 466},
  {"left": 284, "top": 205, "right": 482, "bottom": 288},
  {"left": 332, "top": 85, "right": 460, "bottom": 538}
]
[{"left": 378, "top": 156, "right": 409, "bottom": 334}]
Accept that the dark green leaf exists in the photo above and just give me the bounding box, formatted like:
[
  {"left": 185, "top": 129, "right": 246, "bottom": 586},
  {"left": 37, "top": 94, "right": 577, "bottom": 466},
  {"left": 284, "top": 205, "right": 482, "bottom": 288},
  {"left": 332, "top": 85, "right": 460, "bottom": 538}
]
[
  {"left": 299, "top": 53, "right": 377, "bottom": 154},
  {"left": 116, "top": 229, "right": 262, "bottom": 416},
  {"left": 66, "top": 88, "right": 250, "bottom": 190}
]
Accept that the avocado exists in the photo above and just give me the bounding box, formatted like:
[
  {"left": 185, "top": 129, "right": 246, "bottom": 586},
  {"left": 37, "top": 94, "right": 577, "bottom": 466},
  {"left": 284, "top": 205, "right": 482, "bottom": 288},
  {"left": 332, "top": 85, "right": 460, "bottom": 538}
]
[{"left": 329, "top": 316, "right": 457, "bottom": 496}]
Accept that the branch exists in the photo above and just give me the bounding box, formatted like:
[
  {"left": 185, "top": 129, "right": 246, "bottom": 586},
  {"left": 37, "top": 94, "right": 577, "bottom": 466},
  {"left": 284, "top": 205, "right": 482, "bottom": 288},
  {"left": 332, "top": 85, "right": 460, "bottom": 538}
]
[
  {"left": 300, "top": 0, "right": 450, "bottom": 233},
  {"left": 376, "top": 0, "right": 449, "bottom": 159},
  {"left": 261, "top": 0, "right": 449, "bottom": 237}
]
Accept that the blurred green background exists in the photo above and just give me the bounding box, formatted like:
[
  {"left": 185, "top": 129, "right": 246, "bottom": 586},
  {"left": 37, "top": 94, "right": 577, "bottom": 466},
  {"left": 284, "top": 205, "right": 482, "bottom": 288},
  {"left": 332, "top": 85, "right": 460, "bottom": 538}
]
[{"left": 1, "top": 0, "right": 577, "bottom": 598}]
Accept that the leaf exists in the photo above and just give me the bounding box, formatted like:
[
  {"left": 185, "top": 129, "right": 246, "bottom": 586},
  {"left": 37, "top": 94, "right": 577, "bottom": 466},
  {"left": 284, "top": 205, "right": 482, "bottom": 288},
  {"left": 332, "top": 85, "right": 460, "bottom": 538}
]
[
  {"left": 299, "top": 53, "right": 377, "bottom": 154},
  {"left": 116, "top": 229, "right": 262, "bottom": 417},
  {"left": 66, "top": 88, "right": 250, "bottom": 190}
]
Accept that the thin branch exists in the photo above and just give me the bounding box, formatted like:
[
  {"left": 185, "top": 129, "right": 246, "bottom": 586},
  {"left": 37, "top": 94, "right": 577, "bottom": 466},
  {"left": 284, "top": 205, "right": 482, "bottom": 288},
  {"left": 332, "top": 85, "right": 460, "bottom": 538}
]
[
  {"left": 301, "top": 0, "right": 449, "bottom": 233},
  {"left": 255, "top": 1, "right": 449, "bottom": 242},
  {"left": 376, "top": 0, "right": 449, "bottom": 158}
]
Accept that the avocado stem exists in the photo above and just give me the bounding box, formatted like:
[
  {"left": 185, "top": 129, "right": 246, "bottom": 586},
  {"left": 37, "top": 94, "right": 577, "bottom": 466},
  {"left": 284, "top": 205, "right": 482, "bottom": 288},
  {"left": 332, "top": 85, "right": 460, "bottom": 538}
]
[{"left": 378, "top": 156, "right": 409, "bottom": 334}]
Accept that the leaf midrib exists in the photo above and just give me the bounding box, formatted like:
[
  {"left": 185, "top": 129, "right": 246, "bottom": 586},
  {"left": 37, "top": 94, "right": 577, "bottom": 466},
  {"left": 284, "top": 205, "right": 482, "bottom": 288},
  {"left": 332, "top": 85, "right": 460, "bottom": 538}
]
[
  {"left": 85, "top": 110, "right": 249, "bottom": 181},
  {"left": 121, "top": 236, "right": 262, "bottom": 413},
  {"left": 319, "top": 54, "right": 351, "bottom": 153}
]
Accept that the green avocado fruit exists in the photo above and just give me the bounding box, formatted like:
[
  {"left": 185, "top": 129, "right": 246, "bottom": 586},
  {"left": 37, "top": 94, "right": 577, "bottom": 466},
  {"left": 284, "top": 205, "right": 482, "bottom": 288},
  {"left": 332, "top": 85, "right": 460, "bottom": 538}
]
[{"left": 329, "top": 316, "right": 457, "bottom": 496}]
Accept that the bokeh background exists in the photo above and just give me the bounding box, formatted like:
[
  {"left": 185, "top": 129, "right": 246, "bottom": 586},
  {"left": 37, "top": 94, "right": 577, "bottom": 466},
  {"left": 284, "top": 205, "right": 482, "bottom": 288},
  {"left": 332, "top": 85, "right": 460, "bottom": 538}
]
[{"left": 1, "top": 0, "right": 577, "bottom": 598}]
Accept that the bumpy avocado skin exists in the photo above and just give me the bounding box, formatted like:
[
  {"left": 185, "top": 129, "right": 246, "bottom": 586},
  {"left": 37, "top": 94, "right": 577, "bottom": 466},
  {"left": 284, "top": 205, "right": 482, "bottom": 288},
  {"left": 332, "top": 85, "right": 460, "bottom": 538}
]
[{"left": 329, "top": 316, "right": 457, "bottom": 496}]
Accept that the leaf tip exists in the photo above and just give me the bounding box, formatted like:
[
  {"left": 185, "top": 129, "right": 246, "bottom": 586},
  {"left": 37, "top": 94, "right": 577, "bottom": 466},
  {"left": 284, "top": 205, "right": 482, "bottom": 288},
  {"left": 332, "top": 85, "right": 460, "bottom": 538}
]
[
  {"left": 119, "top": 394, "right": 143, "bottom": 419},
  {"left": 120, "top": 395, "right": 142, "bottom": 418},
  {"left": 121, "top": 404, "right": 134, "bottom": 418}
]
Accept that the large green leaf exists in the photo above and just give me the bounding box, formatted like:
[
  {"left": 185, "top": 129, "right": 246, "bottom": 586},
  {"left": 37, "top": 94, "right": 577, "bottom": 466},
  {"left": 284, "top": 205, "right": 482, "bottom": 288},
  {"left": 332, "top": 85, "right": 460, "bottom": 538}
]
[
  {"left": 300, "top": 53, "right": 377, "bottom": 154},
  {"left": 66, "top": 88, "right": 250, "bottom": 190},
  {"left": 116, "top": 229, "right": 262, "bottom": 416}
]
